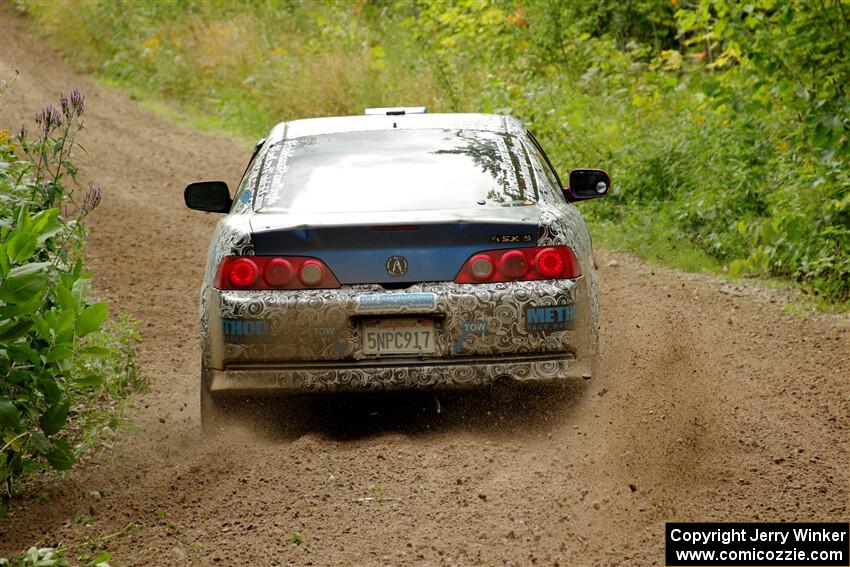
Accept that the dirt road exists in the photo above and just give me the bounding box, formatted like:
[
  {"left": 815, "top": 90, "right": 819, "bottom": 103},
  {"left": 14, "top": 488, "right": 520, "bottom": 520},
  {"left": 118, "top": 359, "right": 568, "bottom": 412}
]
[{"left": 1, "top": 11, "right": 848, "bottom": 566}]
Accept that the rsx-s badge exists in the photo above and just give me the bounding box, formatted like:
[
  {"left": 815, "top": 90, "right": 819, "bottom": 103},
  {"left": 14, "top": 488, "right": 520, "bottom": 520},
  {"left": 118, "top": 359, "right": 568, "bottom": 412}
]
[
  {"left": 490, "top": 234, "right": 533, "bottom": 244},
  {"left": 386, "top": 255, "right": 409, "bottom": 276}
]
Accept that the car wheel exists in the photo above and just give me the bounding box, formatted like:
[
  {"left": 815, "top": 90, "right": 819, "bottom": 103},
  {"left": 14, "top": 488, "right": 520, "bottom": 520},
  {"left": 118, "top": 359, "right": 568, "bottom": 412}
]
[{"left": 200, "top": 363, "right": 289, "bottom": 435}]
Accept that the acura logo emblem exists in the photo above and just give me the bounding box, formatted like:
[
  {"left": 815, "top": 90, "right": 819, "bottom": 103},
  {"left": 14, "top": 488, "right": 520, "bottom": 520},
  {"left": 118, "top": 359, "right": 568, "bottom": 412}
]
[{"left": 386, "top": 255, "right": 408, "bottom": 277}]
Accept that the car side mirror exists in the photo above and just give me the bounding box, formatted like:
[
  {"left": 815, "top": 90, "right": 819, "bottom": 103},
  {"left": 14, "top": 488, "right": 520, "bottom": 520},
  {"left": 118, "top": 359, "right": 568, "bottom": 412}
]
[
  {"left": 564, "top": 169, "right": 610, "bottom": 202},
  {"left": 184, "top": 181, "right": 232, "bottom": 213}
]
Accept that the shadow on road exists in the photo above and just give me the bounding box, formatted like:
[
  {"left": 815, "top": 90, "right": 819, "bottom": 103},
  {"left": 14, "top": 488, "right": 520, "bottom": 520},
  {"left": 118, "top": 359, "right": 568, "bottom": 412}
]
[{"left": 213, "top": 383, "right": 590, "bottom": 442}]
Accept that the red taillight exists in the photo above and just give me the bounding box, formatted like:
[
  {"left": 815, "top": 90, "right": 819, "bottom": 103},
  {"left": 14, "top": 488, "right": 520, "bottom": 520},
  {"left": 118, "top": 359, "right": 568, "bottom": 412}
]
[
  {"left": 215, "top": 256, "right": 340, "bottom": 290},
  {"left": 500, "top": 250, "right": 528, "bottom": 279},
  {"left": 469, "top": 254, "right": 494, "bottom": 281},
  {"left": 299, "top": 260, "right": 325, "bottom": 286},
  {"left": 454, "top": 245, "right": 580, "bottom": 283},
  {"left": 228, "top": 258, "right": 258, "bottom": 288},
  {"left": 264, "top": 258, "right": 293, "bottom": 287},
  {"left": 535, "top": 247, "right": 565, "bottom": 278}
]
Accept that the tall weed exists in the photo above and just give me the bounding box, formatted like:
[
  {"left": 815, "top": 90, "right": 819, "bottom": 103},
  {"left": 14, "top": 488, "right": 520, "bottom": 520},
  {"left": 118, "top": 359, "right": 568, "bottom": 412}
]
[{"left": 0, "top": 91, "right": 146, "bottom": 503}]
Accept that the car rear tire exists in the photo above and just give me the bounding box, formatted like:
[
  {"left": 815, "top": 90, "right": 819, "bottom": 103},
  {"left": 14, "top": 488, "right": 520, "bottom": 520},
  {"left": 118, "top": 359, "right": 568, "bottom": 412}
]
[{"left": 201, "top": 363, "right": 291, "bottom": 435}]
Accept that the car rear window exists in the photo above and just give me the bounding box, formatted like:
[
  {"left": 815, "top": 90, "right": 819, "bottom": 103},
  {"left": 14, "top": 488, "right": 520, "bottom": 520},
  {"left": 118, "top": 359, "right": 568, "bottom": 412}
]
[{"left": 256, "top": 129, "right": 541, "bottom": 213}]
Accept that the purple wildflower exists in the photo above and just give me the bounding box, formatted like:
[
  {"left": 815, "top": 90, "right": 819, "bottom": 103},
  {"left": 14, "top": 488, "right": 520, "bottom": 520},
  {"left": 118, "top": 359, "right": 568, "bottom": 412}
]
[
  {"left": 70, "top": 88, "right": 85, "bottom": 115},
  {"left": 60, "top": 92, "right": 71, "bottom": 118},
  {"left": 34, "top": 104, "right": 62, "bottom": 136},
  {"left": 16, "top": 124, "right": 27, "bottom": 141},
  {"left": 82, "top": 184, "right": 102, "bottom": 213}
]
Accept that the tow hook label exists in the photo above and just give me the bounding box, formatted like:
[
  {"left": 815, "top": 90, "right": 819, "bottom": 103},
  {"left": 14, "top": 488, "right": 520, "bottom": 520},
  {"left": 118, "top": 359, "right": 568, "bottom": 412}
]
[{"left": 452, "top": 320, "right": 490, "bottom": 353}]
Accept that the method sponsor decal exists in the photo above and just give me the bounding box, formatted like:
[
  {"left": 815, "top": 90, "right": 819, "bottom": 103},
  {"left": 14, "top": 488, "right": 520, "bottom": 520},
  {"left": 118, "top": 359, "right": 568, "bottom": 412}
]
[
  {"left": 355, "top": 292, "right": 437, "bottom": 313},
  {"left": 222, "top": 319, "right": 269, "bottom": 342},
  {"left": 452, "top": 320, "right": 489, "bottom": 353},
  {"left": 525, "top": 305, "right": 574, "bottom": 333}
]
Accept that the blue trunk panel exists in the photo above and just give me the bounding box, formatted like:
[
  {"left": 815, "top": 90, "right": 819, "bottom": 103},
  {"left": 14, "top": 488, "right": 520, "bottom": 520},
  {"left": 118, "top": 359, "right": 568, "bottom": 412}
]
[{"left": 251, "top": 223, "right": 537, "bottom": 284}]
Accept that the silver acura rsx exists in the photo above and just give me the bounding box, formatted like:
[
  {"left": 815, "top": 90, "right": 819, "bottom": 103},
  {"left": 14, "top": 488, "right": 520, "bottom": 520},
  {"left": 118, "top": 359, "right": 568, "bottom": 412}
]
[{"left": 185, "top": 108, "right": 608, "bottom": 429}]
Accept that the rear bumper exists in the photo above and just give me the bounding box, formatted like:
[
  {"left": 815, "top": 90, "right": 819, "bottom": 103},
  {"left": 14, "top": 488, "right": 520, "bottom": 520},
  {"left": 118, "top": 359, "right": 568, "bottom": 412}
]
[
  {"left": 202, "top": 279, "right": 594, "bottom": 370},
  {"left": 206, "top": 353, "right": 590, "bottom": 394}
]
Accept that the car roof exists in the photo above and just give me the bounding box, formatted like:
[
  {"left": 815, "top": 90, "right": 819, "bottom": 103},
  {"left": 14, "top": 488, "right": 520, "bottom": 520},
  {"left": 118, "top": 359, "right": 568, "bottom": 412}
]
[{"left": 266, "top": 113, "right": 527, "bottom": 144}]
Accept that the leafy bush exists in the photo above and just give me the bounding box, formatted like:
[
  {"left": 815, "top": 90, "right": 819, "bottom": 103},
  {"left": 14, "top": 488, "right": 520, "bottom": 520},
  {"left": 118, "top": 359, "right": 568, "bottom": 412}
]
[
  {"left": 20, "top": 0, "right": 850, "bottom": 302},
  {"left": 0, "top": 91, "right": 146, "bottom": 503},
  {"left": 0, "top": 546, "right": 70, "bottom": 567}
]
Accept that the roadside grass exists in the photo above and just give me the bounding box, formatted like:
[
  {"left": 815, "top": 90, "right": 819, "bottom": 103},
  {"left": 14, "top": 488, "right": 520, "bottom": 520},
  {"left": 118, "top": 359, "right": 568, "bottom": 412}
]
[
  {"left": 16, "top": 1, "right": 850, "bottom": 307},
  {"left": 80, "top": 78, "right": 850, "bottom": 314},
  {"left": 135, "top": 97, "right": 256, "bottom": 151},
  {"left": 593, "top": 219, "right": 722, "bottom": 275},
  {"left": 106, "top": 75, "right": 744, "bottom": 293}
]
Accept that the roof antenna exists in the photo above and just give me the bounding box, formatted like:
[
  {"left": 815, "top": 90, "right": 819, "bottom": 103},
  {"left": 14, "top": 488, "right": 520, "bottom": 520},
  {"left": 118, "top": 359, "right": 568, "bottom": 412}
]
[{"left": 364, "top": 106, "right": 427, "bottom": 115}]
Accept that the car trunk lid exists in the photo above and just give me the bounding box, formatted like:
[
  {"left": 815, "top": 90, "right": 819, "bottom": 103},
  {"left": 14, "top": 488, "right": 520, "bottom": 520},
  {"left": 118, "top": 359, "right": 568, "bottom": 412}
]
[{"left": 249, "top": 207, "right": 540, "bottom": 284}]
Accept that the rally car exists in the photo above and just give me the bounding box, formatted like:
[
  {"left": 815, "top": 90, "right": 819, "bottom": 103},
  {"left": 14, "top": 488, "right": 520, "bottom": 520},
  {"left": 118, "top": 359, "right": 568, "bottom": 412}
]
[{"left": 185, "top": 108, "right": 608, "bottom": 429}]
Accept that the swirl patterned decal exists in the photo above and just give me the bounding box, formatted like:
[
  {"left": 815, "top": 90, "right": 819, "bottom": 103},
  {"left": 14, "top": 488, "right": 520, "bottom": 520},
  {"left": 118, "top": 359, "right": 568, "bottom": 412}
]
[
  {"left": 199, "top": 216, "right": 254, "bottom": 368},
  {"left": 209, "top": 278, "right": 580, "bottom": 363},
  {"left": 195, "top": 118, "right": 600, "bottom": 392},
  {"left": 209, "top": 357, "right": 575, "bottom": 393}
]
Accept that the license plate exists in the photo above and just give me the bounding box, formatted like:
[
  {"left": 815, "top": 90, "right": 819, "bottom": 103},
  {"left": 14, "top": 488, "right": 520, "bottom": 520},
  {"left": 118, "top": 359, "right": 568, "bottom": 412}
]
[{"left": 362, "top": 318, "right": 436, "bottom": 355}]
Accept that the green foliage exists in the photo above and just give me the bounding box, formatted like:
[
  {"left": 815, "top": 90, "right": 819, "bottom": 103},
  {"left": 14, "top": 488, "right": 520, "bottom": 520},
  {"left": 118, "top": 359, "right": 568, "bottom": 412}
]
[
  {"left": 0, "top": 93, "right": 146, "bottom": 503},
  {"left": 20, "top": 0, "right": 850, "bottom": 302},
  {"left": 0, "top": 547, "right": 70, "bottom": 567},
  {"left": 74, "top": 514, "right": 95, "bottom": 526},
  {"left": 0, "top": 545, "right": 112, "bottom": 567}
]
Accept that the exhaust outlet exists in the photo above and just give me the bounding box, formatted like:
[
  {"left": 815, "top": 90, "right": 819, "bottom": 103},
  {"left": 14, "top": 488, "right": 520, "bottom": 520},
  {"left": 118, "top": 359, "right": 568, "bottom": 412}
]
[{"left": 490, "top": 374, "right": 519, "bottom": 404}]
